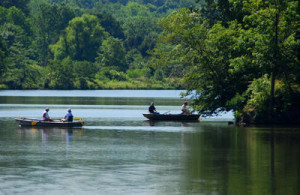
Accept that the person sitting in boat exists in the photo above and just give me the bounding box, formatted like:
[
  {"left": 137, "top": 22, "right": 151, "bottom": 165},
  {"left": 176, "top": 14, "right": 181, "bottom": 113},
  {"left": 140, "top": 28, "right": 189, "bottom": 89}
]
[
  {"left": 61, "top": 108, "right": 73, "bottom": 122},
  {"left": 148, "top": 102, "right": 160, "bottom": 114},
  {"left": 42, "top": 108, "right": 53, "bottom": 121},
  {"left": 181, "top": 101, "right": 192, "bottom": 115}
]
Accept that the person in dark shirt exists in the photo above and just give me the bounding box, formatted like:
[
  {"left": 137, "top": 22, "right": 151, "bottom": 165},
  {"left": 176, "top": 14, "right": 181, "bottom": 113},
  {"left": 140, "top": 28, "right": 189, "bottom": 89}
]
[{"left": 148, "top": 102, "right": 159, "bottom": 114}]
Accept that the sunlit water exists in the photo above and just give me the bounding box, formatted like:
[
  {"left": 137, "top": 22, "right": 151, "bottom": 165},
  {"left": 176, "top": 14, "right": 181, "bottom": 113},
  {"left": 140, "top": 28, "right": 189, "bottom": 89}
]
[{"left": 0, "top": 90, "right": 299, "bottom": 194}]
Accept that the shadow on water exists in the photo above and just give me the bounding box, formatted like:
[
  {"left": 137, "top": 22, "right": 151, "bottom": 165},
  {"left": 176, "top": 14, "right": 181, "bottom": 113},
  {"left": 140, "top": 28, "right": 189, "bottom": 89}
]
[{"left": 144, "top": 120, "right": 200, "bottom": 126}]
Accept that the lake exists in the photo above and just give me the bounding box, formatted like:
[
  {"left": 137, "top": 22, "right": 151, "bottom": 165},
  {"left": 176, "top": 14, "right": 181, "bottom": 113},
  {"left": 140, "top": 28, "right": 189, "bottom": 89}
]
[{"left": 0, "top": 90, "right": 299, "bottom": 194}]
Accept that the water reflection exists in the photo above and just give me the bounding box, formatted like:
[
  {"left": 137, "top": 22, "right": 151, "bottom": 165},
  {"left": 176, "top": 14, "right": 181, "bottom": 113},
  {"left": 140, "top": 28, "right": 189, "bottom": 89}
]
[
  {"left": 0, "top": 90, "right": 299, "bottom": 194},
  {"left": 84, "top": 120, "right": 201, "bottom": 133},
  {"left": 145, "top": 120, "right": 200, "bottom": 127},
  {"left": 180, "top": 126, "right": 300, "bottom": 194},
  {"left": 0, "top": 119, "right": 299, "bottom": 194},
  {"left": 0, "top": 96, "right": 182, "bottom": 106},
  {"left": 17, "top": 127, "right": 83, "bottom": 149}
]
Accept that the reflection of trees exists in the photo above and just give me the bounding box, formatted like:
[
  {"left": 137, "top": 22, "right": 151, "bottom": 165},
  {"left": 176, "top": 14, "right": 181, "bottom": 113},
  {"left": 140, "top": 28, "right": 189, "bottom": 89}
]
[
  {"left": 182, "top": 126, "right": 300, "bottom": 194},
  {"left": 245, "top": 128, "right": 300, "bottom": 195}
]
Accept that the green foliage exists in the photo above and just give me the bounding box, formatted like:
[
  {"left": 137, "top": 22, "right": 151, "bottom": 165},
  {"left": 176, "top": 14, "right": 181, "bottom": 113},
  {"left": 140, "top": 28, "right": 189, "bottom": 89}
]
[
  {"left": 108, "top": 2, "right": 162, "bottom": 57},
  {"left": 1, "top": 0, "right": 298, "bottom": 114},
  {"left": 0, "top": 0, "right": 30, "bottom": 15},
  {"left": 95, "top": 13, "right": 125, "bottom": 39},
  {"left": 125, "top": 49, "right": 145, "bottom": 69},
  {"left": 21, "top": 64, "right": 47, "bottom": 89},
  {"left": 154, "top": 69, "right": 164, "bottom": 81},
  {"left": 148, "top": 43, "right": 183, "bottom": 78},
  {"left": 95, "top": 78, "right": 172, "bottom": 89},
  {"left": 0, "top": 21, "right": 34, "bottom": 89},
  {"left": 29, "top": 2, "right": 76, "bottom": 65},
  {"left": 0, "top": 6, "right": 31, "bottom": 37},
  {"left": 234, "top": 0, "right": 300, "bottom": 124},
  {"left": 73, "top": 60, "right": 98, "bottom": 78},
  {"left": 96, "top": 37, "right": 127, "bottom": 71},
  {"left": 0, "top": 0, "right": 199, "bottom": 90},
  {"left": 45, "top": 0, "right": 196, "bottom": 15},
  {"left": 0, "top": 36, "right": 8, "bottom": 80},
  {"left": 240, "top": 75, "right": 271, "bottom": 124},
  {"left": 96, "top": 69, "right": 127, "bottom": 81},
  {"left": 197, "top": 0, "right": 245, "bottom": 26},
  {"left": 50, "top": 14, "right": 108, "bottom": 61},
  {"left": 155, "top": 1, "right": 300, "bottom": 124},
  {"left": 240, "top": 75, "right": 300, "bottom": 124},
  {"left": 118, "top": 2, "right": 152, "bottom": 18},
  {"left": 47, "top": 58, "right": 74, "bottom": 89},
  {"left": 126, "top": 69, "right": 144, "bottom": 79},
  {"left": 122, "top": 16, "right": 161, "bottom": 55},
  {"left": 156, "top": 9, "right": 246, "bottom": 114}
]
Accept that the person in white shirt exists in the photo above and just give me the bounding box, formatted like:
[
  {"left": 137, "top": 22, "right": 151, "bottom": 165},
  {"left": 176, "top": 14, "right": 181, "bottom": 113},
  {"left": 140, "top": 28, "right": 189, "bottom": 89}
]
[
  {"left": 42, "top": 108, "right": 53, "bottom": 121},
  {"left": 181, "top": 101, "right": 192, "bottom": 114}
]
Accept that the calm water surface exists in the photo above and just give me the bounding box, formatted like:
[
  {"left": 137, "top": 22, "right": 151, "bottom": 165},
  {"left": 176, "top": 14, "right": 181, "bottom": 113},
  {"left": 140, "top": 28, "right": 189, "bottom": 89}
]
[{"left": 0, "top": 90, "right": 299, "bottom": 194}]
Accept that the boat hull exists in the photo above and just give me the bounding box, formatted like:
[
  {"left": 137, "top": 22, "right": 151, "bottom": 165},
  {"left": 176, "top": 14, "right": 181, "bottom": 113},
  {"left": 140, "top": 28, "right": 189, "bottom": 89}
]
[
  {"left": 15, "top": 118, "right": 84, "bottom": 127},
  {"left": 143, "top": 114, "right": 200, "bottom": 121}
]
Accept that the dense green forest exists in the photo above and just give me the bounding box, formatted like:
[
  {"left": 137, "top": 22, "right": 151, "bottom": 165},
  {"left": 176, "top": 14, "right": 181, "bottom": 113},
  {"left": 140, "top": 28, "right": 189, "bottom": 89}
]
[
  {"left": 0, "top": 0, "right": 299, "bottom": 124},
  {"left": 153, "top": 0, "right": 300, "bottom": 124},
  {"left": 0, "top": 0, "right": 196, "bottom": 90}
]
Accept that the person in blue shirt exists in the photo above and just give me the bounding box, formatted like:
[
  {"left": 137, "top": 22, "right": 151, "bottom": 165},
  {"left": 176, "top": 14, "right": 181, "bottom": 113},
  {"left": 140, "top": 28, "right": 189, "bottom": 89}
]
[{"left": 61, "top": 108, "right": 73, "bottom": 122}]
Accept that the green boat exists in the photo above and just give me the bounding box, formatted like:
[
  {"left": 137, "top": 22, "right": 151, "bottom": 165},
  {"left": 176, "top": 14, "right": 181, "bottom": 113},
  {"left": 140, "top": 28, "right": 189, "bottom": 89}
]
[{"left": 15, "top": 117, "right": 84, "bottom": 127}]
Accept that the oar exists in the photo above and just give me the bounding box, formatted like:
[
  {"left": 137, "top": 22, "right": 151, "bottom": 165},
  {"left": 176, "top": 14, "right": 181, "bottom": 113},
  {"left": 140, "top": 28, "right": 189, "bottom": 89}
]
[{"left": 74, "top": 118, "right": 82, "bottom": 120}]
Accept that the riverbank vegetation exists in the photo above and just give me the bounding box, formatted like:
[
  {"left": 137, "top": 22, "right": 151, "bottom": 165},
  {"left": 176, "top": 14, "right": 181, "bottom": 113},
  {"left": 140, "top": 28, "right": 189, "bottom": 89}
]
[
  {"left": 154, "top": 0, "right": 300, "bottom": 124},
  {"left": 0, "top": 0, "right": 193, "bottom": 89},
  {"left": 0, "top": 0, "right": 299, "bottom": 124}
]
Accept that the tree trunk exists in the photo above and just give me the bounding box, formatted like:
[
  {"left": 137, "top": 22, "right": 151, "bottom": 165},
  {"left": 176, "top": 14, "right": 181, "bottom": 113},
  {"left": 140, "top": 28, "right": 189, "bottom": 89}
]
[{"left": 269, "top": 9, "right": 279, "bottom": 124}]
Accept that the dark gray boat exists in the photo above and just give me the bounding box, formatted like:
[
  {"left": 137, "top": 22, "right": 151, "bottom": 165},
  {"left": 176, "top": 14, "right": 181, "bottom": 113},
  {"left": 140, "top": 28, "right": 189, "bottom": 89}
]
[
  {"left": 143, "top": 114, "right": 200, "bottom": 121},
  {"left": 15, "top": 117, "right": 84, "bottom": 127}
]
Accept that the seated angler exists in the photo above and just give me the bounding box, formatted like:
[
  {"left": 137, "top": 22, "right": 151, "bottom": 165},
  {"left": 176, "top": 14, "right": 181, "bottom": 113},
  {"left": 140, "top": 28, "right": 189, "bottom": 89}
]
[
  {"left": 43, "top": 108, "right": 53, "bottom": 121},
  {"left": 61, "top": 108, "right": 73, "bottom": 122},
  {"left": 181, "top": 101, "right": 192, "bottom": 115},
  {"left": 148, "top": 102, "right": 160, "bottom": 114}
]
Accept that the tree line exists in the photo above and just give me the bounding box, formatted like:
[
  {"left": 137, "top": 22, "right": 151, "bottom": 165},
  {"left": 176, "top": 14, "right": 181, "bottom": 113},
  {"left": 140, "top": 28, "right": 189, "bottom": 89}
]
[
  {"left": 1, "top": 0, "right": 299, "bottom": 124},
  {"left": 0, "top": 0, "right": 195, "bottom": 90},
  {"left": 153, "top": 0, "right": 300, "bottom": 124}
]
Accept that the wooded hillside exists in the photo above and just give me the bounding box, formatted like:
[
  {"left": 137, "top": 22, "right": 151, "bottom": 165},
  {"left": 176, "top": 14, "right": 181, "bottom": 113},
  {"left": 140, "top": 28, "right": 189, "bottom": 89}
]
[
  {"left": 0, "top": 0, "right": 195, "bottom": 89},
  {"left": 1, "top": 0, "right": 299, "bottom": 124}
]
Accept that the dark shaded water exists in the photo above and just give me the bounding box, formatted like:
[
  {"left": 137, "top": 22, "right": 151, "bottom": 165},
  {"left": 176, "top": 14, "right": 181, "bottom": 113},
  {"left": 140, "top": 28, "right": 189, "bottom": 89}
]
[{"left": 0, "top": 90, "right": 299, "bottom": 194}]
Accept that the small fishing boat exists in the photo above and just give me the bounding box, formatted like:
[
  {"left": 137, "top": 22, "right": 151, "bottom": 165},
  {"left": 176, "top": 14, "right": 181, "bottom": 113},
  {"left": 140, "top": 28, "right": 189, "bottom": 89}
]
[
  {"left": 143, "top": 114, "right": 200, "bottom": 121},
  {"left": 15, "top": 117, "right": 84, "bottom": 127}
]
